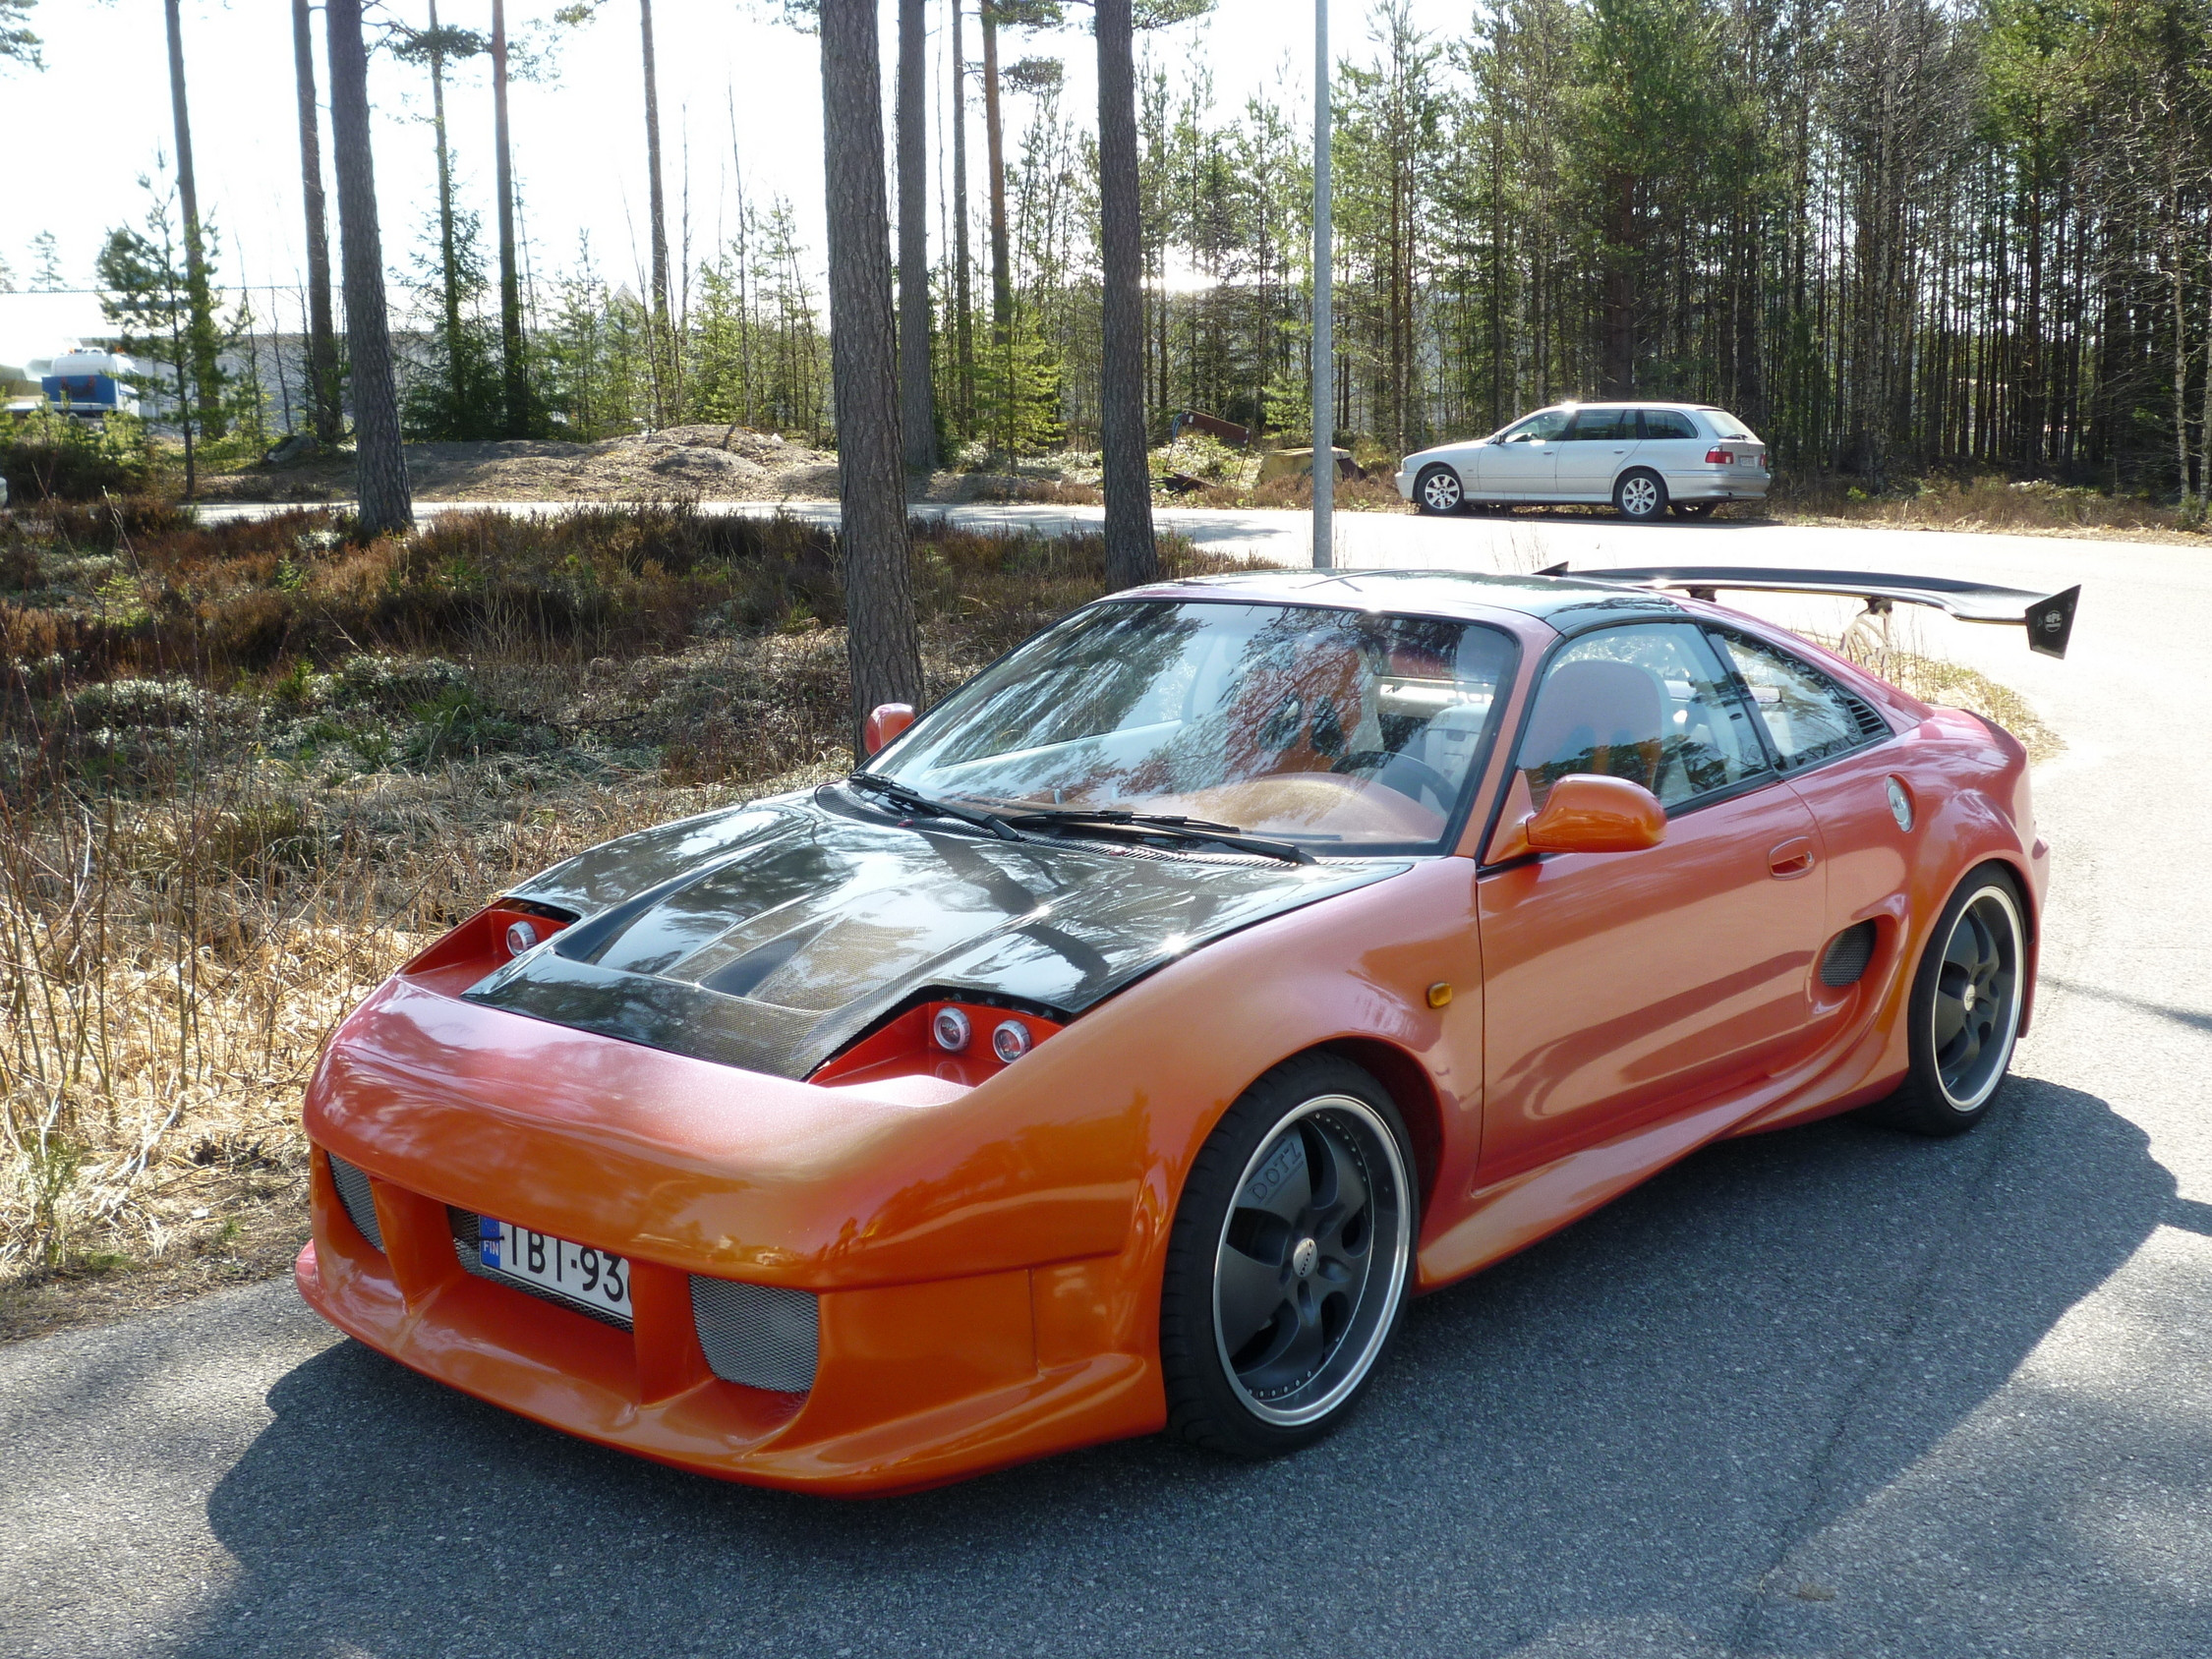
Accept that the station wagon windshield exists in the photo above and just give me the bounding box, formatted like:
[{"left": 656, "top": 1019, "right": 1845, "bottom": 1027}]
[{"left": 867, "top": 601, "right": 1515, "bottom": 856}]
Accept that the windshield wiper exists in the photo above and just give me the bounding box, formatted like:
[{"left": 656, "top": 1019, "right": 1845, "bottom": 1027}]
[
  {"left": 1001, "top": 805, "right": 1313, "bottom": 865},
  {"left": 846, "top": 772, "right": 1021, "bottom": 842}
]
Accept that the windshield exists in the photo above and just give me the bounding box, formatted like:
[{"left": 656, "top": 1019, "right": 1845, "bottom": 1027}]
[
  {"left": 869, "top": 601, "right": 1515, "bottom": 855},
  {"left": 1702, "top": 408, "right": 1756, "bottom": 440}
]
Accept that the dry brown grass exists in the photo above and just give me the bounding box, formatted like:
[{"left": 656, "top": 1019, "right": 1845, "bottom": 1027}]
[
  {"left": 1769, "top": 472, "right": 2207, "bottom": 543},
  {"left": 1820, "top": 609, "right": 2064, "bottom": 763}
]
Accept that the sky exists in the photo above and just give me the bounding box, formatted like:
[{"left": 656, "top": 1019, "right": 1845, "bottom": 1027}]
[{"left": 2, "top": 0, "right": 1474, "bottom": 351}]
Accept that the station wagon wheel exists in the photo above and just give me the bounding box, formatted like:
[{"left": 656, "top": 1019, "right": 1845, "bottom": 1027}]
[
  {"left": 1862, "top": 867, "right": 2026, "bottom": 1136},
  {"left": 1614, "top": 468, "right": 1667, "bottom": 521},
  {"left": 1415, "top": 465, "right": 1465, "bottom": 516},
  {"left": 1161, "top": 1055, "right": 1416, "bottom": 1458}
]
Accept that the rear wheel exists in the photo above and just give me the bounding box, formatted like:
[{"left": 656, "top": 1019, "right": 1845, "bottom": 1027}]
[
  {"left": 1614, "top": 469, "right": 1667, "bottom": 521},
  {"left": 1161, "top": 1054, "right": 1417, "bottom": 1459},
  {"left": 1862, "top": 867, "right": 2026, "bottom": 1136},
  {"left": 1415, "top": 465, "right": 1465, "bottom": 516}
]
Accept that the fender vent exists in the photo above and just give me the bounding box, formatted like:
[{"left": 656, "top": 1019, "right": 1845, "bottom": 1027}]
[
  {"left": 690, "top": 1276, "right": 819, "bottom": 1393},
  {"left": 325, "top": 1153, "right": 384, "bottom": 1251},
  {"left": 1820, "top": 920, "right": 1879, "bottom": 988}
]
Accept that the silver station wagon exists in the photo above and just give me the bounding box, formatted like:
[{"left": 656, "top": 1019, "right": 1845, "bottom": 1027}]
[{"left": 1396, "top": 402, "right": 1770, "bottom": 522}]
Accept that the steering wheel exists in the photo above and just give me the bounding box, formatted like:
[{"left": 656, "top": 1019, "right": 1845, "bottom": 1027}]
[{"left": 1331, "top": 750, "right": 1457, "bottom": 812}]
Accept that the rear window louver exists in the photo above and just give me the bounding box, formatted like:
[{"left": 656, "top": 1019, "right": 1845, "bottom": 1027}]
[{"left": 1845, "top": 693, "right": 1892, "bottom": 744}]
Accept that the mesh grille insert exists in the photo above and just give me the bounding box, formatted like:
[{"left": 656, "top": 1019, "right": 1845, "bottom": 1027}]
[
  {"left": 690, "top": 1276, "right": 818, "bottom": 1393},
  {"left": 325, "top": 1154, "right": 384, "bottom": 1252},
  {"left": 1820, "top": 920, "right": 1879, "bottom": 988},
  {"left": 446, "top": 1208, "right": 634, "bottom": 1330}
]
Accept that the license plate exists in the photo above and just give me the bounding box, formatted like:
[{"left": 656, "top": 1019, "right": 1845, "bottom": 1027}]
[{"left": 479, "top": 1217, "right": 633, "bottom": 1322}]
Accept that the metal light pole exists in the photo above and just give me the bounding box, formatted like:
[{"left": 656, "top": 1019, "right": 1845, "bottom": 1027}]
[{"left": 1311, "top": 0, "right": 1333, "bottom": 571}]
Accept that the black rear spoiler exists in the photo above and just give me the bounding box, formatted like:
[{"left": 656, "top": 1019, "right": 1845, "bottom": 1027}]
[{"left": 1538, "top": 563, "right": 2080, "bottom": 659}]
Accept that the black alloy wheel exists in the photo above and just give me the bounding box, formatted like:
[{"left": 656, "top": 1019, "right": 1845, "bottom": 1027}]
[
  {"left": 1614, "top": 468, "right": 1667, "bottom": 521},
  {"left": 1161, "top": 1054, "right": 1417, "bottom": 1458},
  {"left": 1671, "top": 501, "right": 1716, "bottom": 520},
  {"left": 1416, "top": 465, "right": 1466, "bottom": 516},
  {"left": 1863, "top": 866, "right": 2026, "bottom": 1136}
]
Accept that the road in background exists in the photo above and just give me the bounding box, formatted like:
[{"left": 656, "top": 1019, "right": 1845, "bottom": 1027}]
[{"left": 5, "top": 512, "right": 2208, "bottom": 1658}]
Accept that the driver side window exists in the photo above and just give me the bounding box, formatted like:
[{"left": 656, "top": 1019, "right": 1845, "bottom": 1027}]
[
  {"left": 1517, "top": 625, "right": 1772, "bottom": 811},
  {"left": 1502, "top": 410, "right": 1570, "bottom": 444}
]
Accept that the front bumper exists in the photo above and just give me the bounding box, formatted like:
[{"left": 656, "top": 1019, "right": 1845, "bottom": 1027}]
[{"left": 295, "top": 978, "right": 1161, "bottom": 1493}]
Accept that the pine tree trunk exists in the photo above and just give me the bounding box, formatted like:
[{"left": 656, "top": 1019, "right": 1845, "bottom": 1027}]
[
  {"left": 492, "top": 0, "right": 529, "bottom": 435},
  {"left": 641, "top": 0, "right": 673, "bottom": 425},
  {"left": 951, "top": 0, "right": 975, "bottom": 433},
  {"left": 291, "top": 0, "right": 343, "bottom": 445},
  {"left": 325, "top": 0, "right": 414, "bottom": 536},
  {"left": 163, "top": 0, "right": 224, "bottom": 439},
  {"left": 819, "top": 0, "right": 924, "bottom": 754},
  {"left": 897, "top": 0, "right": 936, "bottom": 477},
  {"left": 981, "top": 7, "right": 1013, "bottom": 458},
  {"left": 430, "top": 1, "right": 463, "bottom": 395},
  {"left": 1095, "top": 0, "right": 1157, "bottom": 588}
]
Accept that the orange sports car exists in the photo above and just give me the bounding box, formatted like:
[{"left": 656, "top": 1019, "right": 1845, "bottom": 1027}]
[{"left": 297, "top": 564, "right": 2076, "bottom": 1494}]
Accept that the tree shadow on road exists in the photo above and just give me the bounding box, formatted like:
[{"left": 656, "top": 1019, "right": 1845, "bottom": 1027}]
[{"left": 180, "top": 1075, "right": 2212, "bottom": 1659}]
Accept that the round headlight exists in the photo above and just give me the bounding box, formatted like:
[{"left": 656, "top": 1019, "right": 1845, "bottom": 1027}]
[
  {"left": 504, "top": 918, "right": 539, "bottom": 956},
  {"left": 991, "top": 1019, "right": 1031, "bottom": 1062},
  {"left": 931, "top": 1006, "right": 972, "bottom": 1052}
]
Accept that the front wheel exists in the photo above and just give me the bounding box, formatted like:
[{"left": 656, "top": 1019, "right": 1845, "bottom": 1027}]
[
  {"left": 1161, "top": 1054, "right": 1418, "bottom": 1458},
  {"left": 1415, "top": 465, "right": 1465, "bottom": 516},
  {"left": 1614, "top": 469, "right": 1667, "bottom": 521},
  {"left": 1862, "top": 867, "right": 2027, "bottom": 1136}
]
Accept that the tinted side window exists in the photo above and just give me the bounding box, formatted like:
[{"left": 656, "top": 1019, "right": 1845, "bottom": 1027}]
[
  {"left": 1716, "top": 633, "right": 1887, "bottom": 769},
  {"left": 1570, "top": 408, "right": 1636, "bottom": 441},
  {"left": 1641, "top": 410, "right": 1697, "bottom": 440},
  {"left": 1516, "top": 624, "right": 1771, "bottom": 811}
]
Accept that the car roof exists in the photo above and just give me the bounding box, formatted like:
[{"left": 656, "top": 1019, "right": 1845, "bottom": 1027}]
[{"left": 1114, "top": 567, "right": 1685, "bottom": 630}]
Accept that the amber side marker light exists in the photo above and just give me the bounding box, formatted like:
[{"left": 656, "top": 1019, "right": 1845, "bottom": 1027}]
[{"left": 1426, "top": 982, "right": 1454, "bottom": 1008}]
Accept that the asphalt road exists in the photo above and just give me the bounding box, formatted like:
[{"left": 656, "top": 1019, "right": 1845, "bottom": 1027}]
[{"left": 6, "top": 511, "right": 2210, "bottom": 1658}]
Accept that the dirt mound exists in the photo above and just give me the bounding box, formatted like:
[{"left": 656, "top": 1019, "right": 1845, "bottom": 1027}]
[{"left": 202, "top": 427, "right": 842, "bottom": 504}]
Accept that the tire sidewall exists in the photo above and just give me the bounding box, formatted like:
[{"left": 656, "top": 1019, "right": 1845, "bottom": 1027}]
[
  {"left": 1159, "top": 1054, "right": 1420, "bottom": 1458},
  {"left": 1415, "top": 465, "right": 1464, "bottom": 516},
  {"left": 1904, "top": 865, "right": 2027, "bottom": 1127},
  {"left": 1615, "top": 468, "right": 1667, "bottom": 520}
]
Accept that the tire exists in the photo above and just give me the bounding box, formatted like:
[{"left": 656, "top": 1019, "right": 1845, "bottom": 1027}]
[
  {"left": 1160, "top": 1054, "right": 1418, "bottom": 1459},
  {"left": 1415, "top": 465, "right": 1465, "bottom": 516},
  {"left": 1670, "top": 501, "right": 1716, "bottom": 520},
  {"left": 1861, "top": 866, "right": 2027, "bottom": 1136},
  {"left": 1614, "top": 469, "right": 1667, "bottom": 521}
]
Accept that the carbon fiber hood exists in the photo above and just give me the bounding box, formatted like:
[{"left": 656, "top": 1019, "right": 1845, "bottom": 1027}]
[{"left": 468, "top": 789, "right": 1406, "bottom": 1078}]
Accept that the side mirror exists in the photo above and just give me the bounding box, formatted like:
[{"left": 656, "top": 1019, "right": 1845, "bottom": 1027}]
[
  {"left": 862, "top": 703, "right": 915, "bottom": 757},
  {"left": 1522, "top": 773, "right": 1666, "bottom": 854}
]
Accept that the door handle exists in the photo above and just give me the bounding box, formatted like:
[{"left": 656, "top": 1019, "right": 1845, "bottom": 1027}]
[{"left": 1768, "top": 837, "right": 1816, "bottom": 879}]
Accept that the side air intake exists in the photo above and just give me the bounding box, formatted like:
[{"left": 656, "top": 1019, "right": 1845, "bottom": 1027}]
[
  {"left": 1819, "top": 920, "right": 1879, "bottom": 988},
  {"left": 690, "top": 1276, "right": 819, "bottom": 1393},
  {"left": 325, "top": 1153, "right": 384, "bottom": 1251}
]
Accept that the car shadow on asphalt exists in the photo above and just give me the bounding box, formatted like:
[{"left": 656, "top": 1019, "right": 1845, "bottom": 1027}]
[{"left": 180, "top": 1075, "right": 2212, "bottom": 1659}]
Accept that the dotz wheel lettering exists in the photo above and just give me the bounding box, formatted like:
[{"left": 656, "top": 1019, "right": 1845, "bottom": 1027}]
[{"left": 1211, "top": 1096, "right": 1411, "bottom": 1427}]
